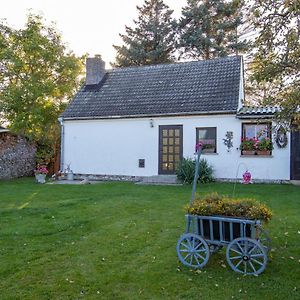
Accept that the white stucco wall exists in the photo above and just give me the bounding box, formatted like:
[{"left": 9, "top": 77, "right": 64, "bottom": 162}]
[{"left": 62, "top": 115, "right": 291, "bottom": 181}]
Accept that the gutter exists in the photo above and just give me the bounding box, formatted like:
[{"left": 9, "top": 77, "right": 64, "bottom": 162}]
[
  {"left": 58, "top": 117, "right": 64, "bottom": 172},
  {"left": 236, "top": 114, "right": 275, "bottom": 119},
  {"left": 61, "top": 110, "right": 237, "bottom": 121}
]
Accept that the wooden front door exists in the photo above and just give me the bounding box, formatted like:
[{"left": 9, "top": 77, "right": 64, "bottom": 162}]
[
  {"left": 291, "top": 130, "right": 300, "bottom": 180},
  {"left": 159, "top": 125, "right": 183, "bottom": 174}
]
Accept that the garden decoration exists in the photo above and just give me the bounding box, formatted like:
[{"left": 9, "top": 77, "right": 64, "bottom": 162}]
[
  {"left": 65, "top": 163, "right": 74, "bottom": 181},
  {"left": 176, "top": 143, "right": 271, "bottom": 275},
  {"left": 242, "top": 170, "right": 252, "bottom": 184},
  {"left": 35, "top": 165, "right": 48, "bottom": 184},
  {"left": 275, "top": 126, "right": 288, "bottom": 148},
  {"left": 223, "top": 131, "right": 233, "bottom": 152}
]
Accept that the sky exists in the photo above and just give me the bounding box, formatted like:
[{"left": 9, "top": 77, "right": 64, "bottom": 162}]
[{"left": 0, "top": 0, "right": 185, "bottom": 67}]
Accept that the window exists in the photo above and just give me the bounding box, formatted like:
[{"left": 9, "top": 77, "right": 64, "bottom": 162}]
[
  {"left": 196, "top": 127, "right": 217, "bottom": 153},
  {"left": 241, "top": 123, "right": 272, "bottom": 155},
  {"left": 242, "top": 123, "right": 271, "bottom": 140}
]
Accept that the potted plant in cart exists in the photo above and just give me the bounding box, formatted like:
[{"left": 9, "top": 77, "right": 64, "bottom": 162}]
[
  {"left": 34, "top": 165, "right": 48, "bottom": 183},
  {"left": 176, "top": 142, "right": 272, "bottom": 275},
  {"left": 256, "top": 138, "right": 273, "bottom": 155}
]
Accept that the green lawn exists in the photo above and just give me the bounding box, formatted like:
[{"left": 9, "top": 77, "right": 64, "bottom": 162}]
[{"left": 0, "top": 178, "right": 299, "bottom": 299}]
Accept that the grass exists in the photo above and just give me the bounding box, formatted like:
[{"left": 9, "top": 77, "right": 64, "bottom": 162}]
[{"left": 0, "top": 178, "right": 299, "bottom": 299}]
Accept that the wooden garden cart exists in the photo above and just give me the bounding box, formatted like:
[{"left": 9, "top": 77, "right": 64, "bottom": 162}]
[{"left": 176, "top": 145, "right": 270, "bottom": 275}]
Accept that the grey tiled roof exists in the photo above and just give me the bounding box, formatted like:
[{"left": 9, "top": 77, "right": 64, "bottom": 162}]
[
  {"left": 62, "top": 56, "right": 242, "bottom": 119},
  {"left": 237, "top": 106, "right": 280, "bottom": 118}
]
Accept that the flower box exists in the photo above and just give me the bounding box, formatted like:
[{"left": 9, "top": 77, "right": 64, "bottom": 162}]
[
  {"left": 242, "top": 150, "right": 255, "bottom": 155},
  {"left": 256, "top": 150, "right": 271, "bottom": 156},
  {"left": 203, "top": 148, "right": 215, "bottom": 153}
]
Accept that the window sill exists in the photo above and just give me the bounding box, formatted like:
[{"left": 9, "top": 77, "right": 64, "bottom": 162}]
[
  {"left": 240, "top": 155, "right": 273, "bottom": 158},
  {"left": 202, "top": 152, "right": 218, "bottom": 155}
]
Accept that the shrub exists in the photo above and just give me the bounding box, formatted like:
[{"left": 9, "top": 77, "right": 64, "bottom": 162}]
[
  {"left": 186, "top": 193, "right": 272, "bottom": 223},
  {"left": 176, "top": 157, "right": 214, "bottom": 184},
  {"left": 198, "top": 159, "right": 214, "bottom": 183}
]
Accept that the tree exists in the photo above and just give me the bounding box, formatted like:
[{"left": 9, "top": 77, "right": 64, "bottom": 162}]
[
  {"left": 177, "top": 0, "right": 248, "bottom": 60},
  {"left": 0, "top": 14, "right": 84, "bottom": 166},
  {"left": 249, "top": 0, "right": 300, "bottom": 127},
  {"left": 113, "top": 0, "right": 176, "bottom": 67}
]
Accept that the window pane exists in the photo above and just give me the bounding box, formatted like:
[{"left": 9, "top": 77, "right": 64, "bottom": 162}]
[
  {"left": 169, "top": 129, "right": 174, "bottom": 136},
  {"left": 163, "top": 130, "right": 168, "bottom": 137},
  {"left": 244, "top": 124, "right": 270, "bottom": 140},
  {"left": 256, "top": 125, "right": 268, "bottom": 139},
  {"left": 197, "top": 127, "right": 216, "bottom": 153}
]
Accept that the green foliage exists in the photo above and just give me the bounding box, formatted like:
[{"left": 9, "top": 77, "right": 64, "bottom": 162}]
[
  {"left": 177, "top": 0, "right": 248, "bottom": 60},
  {"left": 176, "top": 157, "right": 214, "bottom": 184},
  {"left": 239, "top": 137, "right": 256, "bottom": 151},
  {"left": 0, "top": 14, "right": 84, "bottom": 166},
  {"left": 113, "top": 0, "right": 176, "bottom": 67},
  {"left": 187, "top": 193, "right": 273, "bottom": 222},
  {"left": 248, "top": 0, "right": 300, "bottom": 128},
  {"left": 257, "top": 138, "right": 273, "bottom": 151}
]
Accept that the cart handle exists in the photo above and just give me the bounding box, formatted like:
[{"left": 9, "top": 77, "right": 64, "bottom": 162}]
[{"left": 189, "top": 143, "right": 202, "bottom": 207}]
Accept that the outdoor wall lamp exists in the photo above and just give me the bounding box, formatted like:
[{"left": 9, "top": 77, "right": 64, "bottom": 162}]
[{"left": 149, "top": 119, "right": 154, "bottom": 128}]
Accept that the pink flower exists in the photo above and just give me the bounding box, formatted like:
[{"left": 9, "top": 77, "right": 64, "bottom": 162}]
[{"left": 195, "top": 142, "right": 203, "bottom": 152}]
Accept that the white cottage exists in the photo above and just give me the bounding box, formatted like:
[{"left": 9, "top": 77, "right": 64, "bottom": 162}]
[{"left": 60, "top": 56, "right": 299, "bottom": 182}]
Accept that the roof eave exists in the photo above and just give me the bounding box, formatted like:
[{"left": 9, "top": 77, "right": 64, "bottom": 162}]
[
  {"left": 61, "top": 110, "right": 238, "bottom": 121},
  {"left": 236, "top": 114, "right": 275, "bottom": 119}
]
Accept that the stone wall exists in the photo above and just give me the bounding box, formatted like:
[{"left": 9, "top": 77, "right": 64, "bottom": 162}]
[{"left": 0, "top": 132, "right": 36, "bottom": 179}]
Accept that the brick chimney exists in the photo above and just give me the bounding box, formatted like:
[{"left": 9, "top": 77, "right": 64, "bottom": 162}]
[{"left": 86, "top": 56, "right": 106, "bottom": 85}]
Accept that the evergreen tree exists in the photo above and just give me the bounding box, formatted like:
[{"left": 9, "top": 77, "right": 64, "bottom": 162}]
[
  {"left": 177, "top": 0, "right": 247, "bottom": 60},
  {"left": 113, "top": 0, "right": 176, "bottom": 67}
]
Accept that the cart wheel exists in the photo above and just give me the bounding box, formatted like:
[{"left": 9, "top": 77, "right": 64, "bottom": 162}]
[
  {"left": 209, "top": 244, "right": 223, "bottom": 254},
  {"left": 177, "top": 233, "right": 209, "bottom": 268},
  {"left": 257, "top": 227, "right": 271, "bottom": 253},
  {"left": 226, "top": 237, "right": 267, "bottom": 275}
]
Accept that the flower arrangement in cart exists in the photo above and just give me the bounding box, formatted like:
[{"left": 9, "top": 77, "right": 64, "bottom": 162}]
[
  {"left": 176, "top": 142, "right": 273, "bottom": 276},
  {"left": 239, "top": 137, "right": 273, "bottom": 155}
]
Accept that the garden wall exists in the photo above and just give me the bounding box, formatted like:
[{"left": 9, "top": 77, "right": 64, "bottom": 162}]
[{"left": 0, "top": 132, "right": 36, "bottom": 179}]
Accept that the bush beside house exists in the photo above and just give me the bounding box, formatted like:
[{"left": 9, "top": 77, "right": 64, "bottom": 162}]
[{"left": 0, "top": 130, "right": 36, "bottom": 179}]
